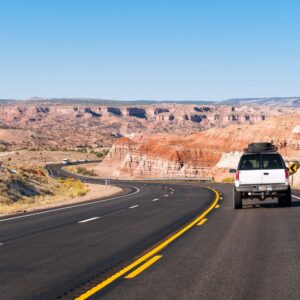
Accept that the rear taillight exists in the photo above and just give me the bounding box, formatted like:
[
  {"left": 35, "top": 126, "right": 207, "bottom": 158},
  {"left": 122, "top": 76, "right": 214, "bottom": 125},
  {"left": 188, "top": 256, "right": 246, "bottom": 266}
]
[
  {"left": 236, "top": 171, "right": 240, "bottom": 181},
  {"left": 285, "top": 169, "right": 289, "bottom": 179}
]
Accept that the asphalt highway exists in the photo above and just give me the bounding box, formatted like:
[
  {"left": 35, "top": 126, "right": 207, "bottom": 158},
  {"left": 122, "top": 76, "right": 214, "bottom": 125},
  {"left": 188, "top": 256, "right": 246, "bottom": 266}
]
[{"left": 1, "top": 165, "right": 300, "bottom": 299}]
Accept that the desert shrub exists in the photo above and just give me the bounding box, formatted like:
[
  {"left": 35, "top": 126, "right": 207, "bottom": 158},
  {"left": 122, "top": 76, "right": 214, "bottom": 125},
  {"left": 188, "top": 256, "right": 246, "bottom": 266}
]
[
  {"left": 65, "top": 166, "right": 77, "bottom": 173},
  {"left": 90, "top": 149, "right": 109, "bottom": 158},
  {"left": 95, "top": 152, "right": 103, "bottom": 158},
  {"left": 58, "top": 178, "right": 88, "bottom": 197},
  {"left": 76, "top": 148, "right": 88, "bottom": 153},
  {"left": 222, "top": 177, "right": 235, "bottom": 183},
  {"left": 76, "top": 167, "right": 96, "bottom": 176}
]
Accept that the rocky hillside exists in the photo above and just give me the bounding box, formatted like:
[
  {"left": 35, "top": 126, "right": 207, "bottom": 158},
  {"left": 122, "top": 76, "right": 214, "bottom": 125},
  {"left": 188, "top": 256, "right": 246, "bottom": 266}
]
[
  {"left": 0, "top": 101, "right": 297, "bottom": 150},
  {"left": 95, "top": 113, "right": 300, "bottom": 182}
]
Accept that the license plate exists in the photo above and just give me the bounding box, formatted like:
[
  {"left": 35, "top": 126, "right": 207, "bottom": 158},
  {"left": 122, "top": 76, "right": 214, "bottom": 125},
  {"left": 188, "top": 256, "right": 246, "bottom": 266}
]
[{"left": 258, "top": 185, "right": 273, "bottom": 191}]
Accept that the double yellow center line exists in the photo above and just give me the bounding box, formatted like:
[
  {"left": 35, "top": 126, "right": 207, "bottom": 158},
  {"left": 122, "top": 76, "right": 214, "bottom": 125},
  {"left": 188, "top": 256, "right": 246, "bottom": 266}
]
[{"left": 76, "top": 187, "right": 220, "bottom": 300}]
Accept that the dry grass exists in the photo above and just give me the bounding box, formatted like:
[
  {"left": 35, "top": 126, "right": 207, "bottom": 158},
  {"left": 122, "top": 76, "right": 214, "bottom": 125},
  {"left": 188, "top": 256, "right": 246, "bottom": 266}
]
[
  {"left": 0, "top": 149, "right": 122, "bottom": 217},
  {"left": 65, "top": 166, "right": 97, "bottom": 177},
  {"left": 222, "top": 177, "right": 235, "bottom": 183},
  {"left": 58, "top": 178, "right": 89, "bottom": 197},
  {"left": 0, "top": 178, "right": 121, "bottom": 216}
]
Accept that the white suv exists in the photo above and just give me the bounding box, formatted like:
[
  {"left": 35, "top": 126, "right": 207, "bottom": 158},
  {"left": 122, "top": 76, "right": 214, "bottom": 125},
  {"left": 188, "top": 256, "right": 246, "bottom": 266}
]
[{"left": 231, "top": 143, "right": 291, "bottom": 209}]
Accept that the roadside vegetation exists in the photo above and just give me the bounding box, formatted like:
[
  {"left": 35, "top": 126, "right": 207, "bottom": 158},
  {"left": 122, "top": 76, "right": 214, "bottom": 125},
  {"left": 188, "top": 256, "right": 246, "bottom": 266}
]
[
  {"left": 65, "top": 166, "right": 97, "bottom": 177},
  {"left": 57, "top": 178, "right": 89, "bottom": 197},
  {"left": 0, "top": 164, "right": 89, "bottom": 215},
  {"left": 0, "top": 148, "right": 121, "bottom": 216},
  {"left": 91, "top": 149, "right": 110, "bottom": 158},
  {"left": 222, "top": 177, "right": 235, "bottom": 183}
]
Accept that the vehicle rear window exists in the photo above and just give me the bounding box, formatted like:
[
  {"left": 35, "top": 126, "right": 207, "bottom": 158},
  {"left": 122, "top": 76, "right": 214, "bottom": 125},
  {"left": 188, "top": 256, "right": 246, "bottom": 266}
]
[
  {"left": 239, "top": 154, "right": 261, "bottom": 170},
  {"left": 262, "top": 154, "right": 284, "bottom": 169}
]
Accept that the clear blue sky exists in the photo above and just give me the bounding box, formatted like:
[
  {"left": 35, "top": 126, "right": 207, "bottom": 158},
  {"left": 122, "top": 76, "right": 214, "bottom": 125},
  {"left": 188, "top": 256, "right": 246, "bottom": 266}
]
[{"left": 0, "top": 0, "right": 300, "bottom": 100}]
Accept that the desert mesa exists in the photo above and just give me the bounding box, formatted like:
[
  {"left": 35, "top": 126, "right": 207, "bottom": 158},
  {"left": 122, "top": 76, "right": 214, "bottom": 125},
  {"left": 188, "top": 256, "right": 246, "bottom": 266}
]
[{"left": 0, "top": 98, "right": 300, "bottom": 185}]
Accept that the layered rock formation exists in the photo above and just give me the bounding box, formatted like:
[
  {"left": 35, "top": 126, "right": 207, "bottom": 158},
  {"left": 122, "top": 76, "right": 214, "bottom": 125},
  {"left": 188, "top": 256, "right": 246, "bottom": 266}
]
[
  {"left": 96, "top": 113, "right": 300, "bottom": 180},
  {"left": 0, "top": 101, "right": 297, "bottom": 150}
]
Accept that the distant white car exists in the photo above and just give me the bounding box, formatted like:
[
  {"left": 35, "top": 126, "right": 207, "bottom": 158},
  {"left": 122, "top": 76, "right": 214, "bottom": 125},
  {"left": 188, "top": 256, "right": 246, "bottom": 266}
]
[
  {"left": 230, "top": 143, "right": 291, "bottom": 209},
  {"left": 62, "top": 159, "right": 70, "bottom": 165},
  {"left": 77, "top": 159, "right": 89, "bottom": 163}
]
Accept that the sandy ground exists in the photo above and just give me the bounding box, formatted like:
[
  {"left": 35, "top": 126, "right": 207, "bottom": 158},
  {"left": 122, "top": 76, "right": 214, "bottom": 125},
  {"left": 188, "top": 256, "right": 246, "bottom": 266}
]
[
  {"left": 0, "top": 182, "right": 122, "bottom": 217},
  {"left": 0, "top": 150, "right": 99, "bottom": 169},
  {"left": 0, "top": 150, "right": 120, "bottom": 217}
]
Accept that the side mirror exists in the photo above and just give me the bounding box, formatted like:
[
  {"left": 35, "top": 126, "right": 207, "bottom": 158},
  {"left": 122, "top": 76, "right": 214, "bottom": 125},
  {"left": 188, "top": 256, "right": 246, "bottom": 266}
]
[{"left": 229, "top": 168, "right": 236, "bottom": 174}]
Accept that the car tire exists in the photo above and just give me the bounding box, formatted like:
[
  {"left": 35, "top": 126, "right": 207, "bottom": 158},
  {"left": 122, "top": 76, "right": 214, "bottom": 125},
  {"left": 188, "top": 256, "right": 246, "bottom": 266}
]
[
  {"left": 284, "top": 187, "right": 292, "bottom": 207},
  {"left": 278, "top": 187, "right": 292, "bottom": 207},
  {"left": 233, "top": 187, "right": 242, "bottom": 209}
]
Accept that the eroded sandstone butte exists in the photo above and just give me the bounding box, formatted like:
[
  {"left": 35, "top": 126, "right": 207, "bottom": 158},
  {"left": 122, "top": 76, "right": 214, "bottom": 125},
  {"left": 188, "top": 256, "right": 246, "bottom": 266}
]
[{"left": 95, "top": 113, "right": 300, "bottom": 180}]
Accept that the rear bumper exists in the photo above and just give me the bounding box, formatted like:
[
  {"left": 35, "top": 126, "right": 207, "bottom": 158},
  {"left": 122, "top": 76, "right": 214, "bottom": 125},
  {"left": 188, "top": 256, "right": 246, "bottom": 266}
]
[{"left": 236, "top": 184, "right": 289, "bottom": 193}]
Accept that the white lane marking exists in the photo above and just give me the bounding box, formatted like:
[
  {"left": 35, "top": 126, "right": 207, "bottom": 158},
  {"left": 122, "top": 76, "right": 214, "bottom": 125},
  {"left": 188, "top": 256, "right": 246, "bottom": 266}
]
[
  {"left": 0, "top": 186, "right": 140, "bottom": 223},
  {"left": 78, "top": 217, "right": 100, "bottom": 224},
  {"left": 0, "top": 243, "right": 3, "bottom": 246},
  {"left": 164, "top": 194, "right": 169, "bottom": 197},
  {"left": 292, "top": 194, "right": 300, "bottom": 200},
  {"left": 152, "top": 198, "right": 159, "bottom": 202},
  {"left": 129, "top": 205, "right": 139, "bottom": 209}
]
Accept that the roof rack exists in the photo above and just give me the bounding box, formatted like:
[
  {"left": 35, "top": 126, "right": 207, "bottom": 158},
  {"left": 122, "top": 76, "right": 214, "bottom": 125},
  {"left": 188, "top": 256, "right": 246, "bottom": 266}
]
[{"left": 244, "top": 142, "right": 277, "bottom": 153}]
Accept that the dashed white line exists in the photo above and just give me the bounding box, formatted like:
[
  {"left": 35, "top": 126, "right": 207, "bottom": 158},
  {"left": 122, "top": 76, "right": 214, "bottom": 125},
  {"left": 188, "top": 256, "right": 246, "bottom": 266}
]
[
  {"left": 152, "top": 198, "right": 159, "bottom": 202},
  {"left": 0, "top": 243, "right": 3, "bottom": 246},
  {"left": 164, "top": 194, "right": 169, "bottom": 197},
  {"left": 78, "top": 217, "right": 100, "bottom": 224},
  {"left": 292, "top": 194, "right": 300, "bottom": 200},
  {"left": 129, "top": 205, "right": 139, "bottom": 209}
]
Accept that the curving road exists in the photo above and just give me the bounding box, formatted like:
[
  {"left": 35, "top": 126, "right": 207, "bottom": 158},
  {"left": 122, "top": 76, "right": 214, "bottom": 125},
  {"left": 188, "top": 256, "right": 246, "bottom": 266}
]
[
  {"left": 0, "top": 164, "right": 218, "bottom": 299},
  {"left": 0, "top": 164, "right": 300, "bottom": 299}
]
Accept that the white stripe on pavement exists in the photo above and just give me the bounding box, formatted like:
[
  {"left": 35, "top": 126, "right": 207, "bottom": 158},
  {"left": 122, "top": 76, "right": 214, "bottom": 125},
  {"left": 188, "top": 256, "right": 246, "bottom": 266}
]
[
  {"left": 129, "top": 205, "right": 139, "bottom": 209},
  {"left": 292, "top": 194, "right": 300, "bottom": 200},
  {"left": 78, "top": 217, "right": 100, "bottom": 224},
  {"left": 152, "top": 198, "right": 159, "bottom": 202}
]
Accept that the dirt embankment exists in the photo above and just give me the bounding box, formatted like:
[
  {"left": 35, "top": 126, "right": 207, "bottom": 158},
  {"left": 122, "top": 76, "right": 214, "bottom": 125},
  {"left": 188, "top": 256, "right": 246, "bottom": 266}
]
[{"left": 0, "top": 150, "right": 121, "bottom": 217}]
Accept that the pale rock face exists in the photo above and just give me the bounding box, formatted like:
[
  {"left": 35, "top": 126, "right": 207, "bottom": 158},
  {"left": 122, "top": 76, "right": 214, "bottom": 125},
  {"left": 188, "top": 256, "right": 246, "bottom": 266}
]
[
  {"left": 216, "top": 152, "right": 243, "bottom": 169},
  {"left": 292, "top": 125, "right": 300, "bottom": 134}
]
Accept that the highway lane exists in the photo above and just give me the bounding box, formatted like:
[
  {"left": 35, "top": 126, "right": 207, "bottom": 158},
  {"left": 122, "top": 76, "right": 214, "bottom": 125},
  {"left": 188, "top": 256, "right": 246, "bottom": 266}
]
[
  {"left": 2, "top": 164, "right": 300, "bottom": 300},
  {"left": 0, "top": 165, "right": 218, "bottom": 299},
  {"left": 103, "top": 184, "right": 300, "bottom": 300}
]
